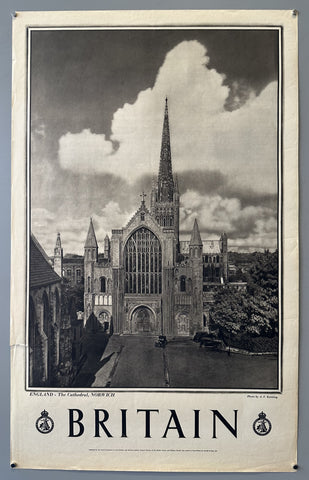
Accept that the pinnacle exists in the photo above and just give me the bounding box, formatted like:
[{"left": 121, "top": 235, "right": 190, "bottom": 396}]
[
  {"left": 190, "top": 219, "right": 203, "bottom": 246},
  {"left": 85, "top": 217, "right": 98, "bottom": 248},
  {"left": 55, "top": 232, "right": 62, "bottom": 248}
]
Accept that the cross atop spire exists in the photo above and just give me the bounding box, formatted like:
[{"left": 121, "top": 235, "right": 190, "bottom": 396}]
[
  {"left": 157, "top": 98, "right": 174, "bottom": 203},
  {"left": 140, "top": 191, "right": 147, "bottom": 205}
]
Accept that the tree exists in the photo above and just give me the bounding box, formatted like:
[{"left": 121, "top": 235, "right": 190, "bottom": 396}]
[
  {"left": 210, "top": 288, "right": 248, "bottom": 339},
  {"left": 61, "top": 279, "right": 84, "bottom": 317},
  {"left": 246, "top": 250, "right": 278, "bottom": 295},
  {"left": 210, "top": 250, "right": 279, "bottom": 345}
]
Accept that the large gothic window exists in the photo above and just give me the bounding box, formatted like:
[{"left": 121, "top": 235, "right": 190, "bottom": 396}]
[{"left": 124, "top": 228, "right": 162, "bottom": 294}]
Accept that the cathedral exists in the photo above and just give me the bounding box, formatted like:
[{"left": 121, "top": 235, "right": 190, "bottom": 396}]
[{"left": 54, "top": 99, "right": 228, "bottom": 337}]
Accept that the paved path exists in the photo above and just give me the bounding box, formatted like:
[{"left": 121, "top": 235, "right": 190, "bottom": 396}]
[
  {"left": 91, "top": 335, "right": 278, "bottom": 389},
  {"left": 92, "top": 335, "right": 167, "bottom": 388}
]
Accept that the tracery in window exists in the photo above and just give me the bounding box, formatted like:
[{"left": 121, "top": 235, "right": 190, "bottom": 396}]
[{"left": 124, "top": 228, "right": 162, "bottom": 294}]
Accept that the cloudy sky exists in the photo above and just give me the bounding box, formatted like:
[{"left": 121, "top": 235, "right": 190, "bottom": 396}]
[{"left": 30, "top": 28, "right": 279, "bottom": 255}]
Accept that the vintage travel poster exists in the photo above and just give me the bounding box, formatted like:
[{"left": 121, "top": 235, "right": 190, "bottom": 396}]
[{"left": 11, "top": 10, "right": 298, "bottom": 471}]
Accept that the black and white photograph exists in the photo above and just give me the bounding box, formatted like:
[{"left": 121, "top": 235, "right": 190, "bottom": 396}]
[
  {"left": 9, "top": 9, "right": 299, "bottom": 472},
  {"left": 28, "top": 26, "right": 281, "bottom": 391}
]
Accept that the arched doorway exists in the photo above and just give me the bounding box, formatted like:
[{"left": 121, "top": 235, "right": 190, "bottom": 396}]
[
  {"left": 98, "top": 310, "right": 110, "bottom": 332},
  {"left": 131, "top": 306, "right": 155, "bottom": 334},
  {"left": 176, "top": 312, "right": 190, "bottom": 336}
]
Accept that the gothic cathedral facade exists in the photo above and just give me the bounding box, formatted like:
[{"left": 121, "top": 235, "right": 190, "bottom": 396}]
[{"left": 56, "top": 100, "right": 229, "bottom": 337}]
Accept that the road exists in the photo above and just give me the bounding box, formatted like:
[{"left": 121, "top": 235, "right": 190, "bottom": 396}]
[{"left": 90, "top": 335, "right": 278, "bottom": 389}]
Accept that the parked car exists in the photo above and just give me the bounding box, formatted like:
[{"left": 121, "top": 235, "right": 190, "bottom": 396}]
[
  {"left": 155, "top": 335, "right": 167, "bottom": 348},
  {"left": 193, "top": 331, "right": 221, "bottom": 350},
  {"left": 199, "top": 338, "right": 222, "bottom": 349},
  {"left": 193, "top": 331, "right": 211, "bottom": 343}
]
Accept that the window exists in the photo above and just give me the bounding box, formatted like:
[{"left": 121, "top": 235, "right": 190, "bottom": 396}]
[
  {"left": 100, "top": 277, "right": 106, "bottom": 293},
  {"left": 203, "top": 265, "right": 208, "bottom": 281},
  {"left": 67, "top": 269, "right": 71, "bottom": 277},
  {"left": 180, "top": 276, "right": 186, "bottom": 292},
  {"left": 124, "top": 227, "right": 162, "bottom": 294},
  {"left": 87, "top": 276, "right": 91, "bottom": 293},
  {"left": 42, "top": 292, "right": 49, "bottom": 336},
  {"left": 54, "top": 288, "right": 60, "bottom": 323},
  {"left": 76, "top": 269, "right": 81, "bottom": 282}
]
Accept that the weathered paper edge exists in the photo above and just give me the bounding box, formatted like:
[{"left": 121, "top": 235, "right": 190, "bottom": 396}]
[{"left": 10, "top": 9, "right": 298, "bottom": 472}]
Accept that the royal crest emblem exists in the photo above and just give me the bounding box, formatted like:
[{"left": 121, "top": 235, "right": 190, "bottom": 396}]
[
  {"left": 35, "top": 410, "right": 54, "bottom": 434},
  {"left": 253, "top": 411, "right": 272, "bottom": 436}
]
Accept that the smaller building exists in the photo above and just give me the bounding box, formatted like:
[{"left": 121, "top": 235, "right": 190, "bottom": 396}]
[
  {"left": 30, "top": 234, "right": 85, "bottom": 387},
  {"left": 29, "top": 234, "right": 62, "bottom": 387},
  {"left": 63, "top": 256, "right": 84, "bottom": 285}
]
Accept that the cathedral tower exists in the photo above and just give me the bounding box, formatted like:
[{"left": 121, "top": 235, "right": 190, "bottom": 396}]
[
  {"left": 151, "top": 98, "right": 180, "bottom": 254},
  {"left": 53, "top": 232, "right": 63, "bottom": 277}
]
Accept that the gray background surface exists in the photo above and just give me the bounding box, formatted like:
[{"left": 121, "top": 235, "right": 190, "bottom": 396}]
[{"left": 0, "top": 0, "right": 307, "bottom": 479}]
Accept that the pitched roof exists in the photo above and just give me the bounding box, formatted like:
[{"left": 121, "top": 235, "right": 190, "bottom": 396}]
[
  {"left": 180, "top": 240, "right": 221, "bottom": 255},
  {"left": 190, "top": 219, "right": 203, "bottom": 246},
  {"left": 30, "top": 235, "right": 61, "bottom": 289},
  {"left": 63, "top": 257, "right": 84, "bottom": 265},
  {"left": 85, "top": 218, "right": 98, "bottom": 248},
  {"left": 201, "top": 240, "right": 221, "bottom": 254}
]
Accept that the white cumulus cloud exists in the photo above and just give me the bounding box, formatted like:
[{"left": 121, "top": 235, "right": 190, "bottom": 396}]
[
  {"left": 179, "top": 190, "right": 277, "bottom": 247},
  {"left": 57, "top": 40, "right": 278, "bottom": 196},
  {"left": 31, "top": 201, "right": 135, "bottom": 256}
]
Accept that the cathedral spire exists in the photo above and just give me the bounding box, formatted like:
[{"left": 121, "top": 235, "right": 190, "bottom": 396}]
[
  {"left": 158, "top": 97, "right": 174, "bottom": 202},
  {"left": 85, "top": 217, "right": 98, "bottom": 248}
]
